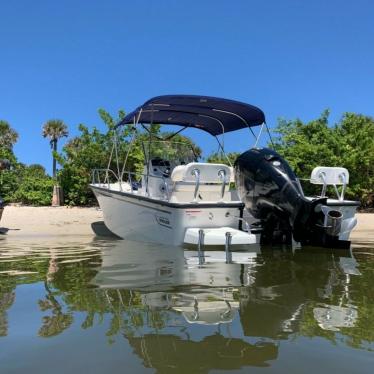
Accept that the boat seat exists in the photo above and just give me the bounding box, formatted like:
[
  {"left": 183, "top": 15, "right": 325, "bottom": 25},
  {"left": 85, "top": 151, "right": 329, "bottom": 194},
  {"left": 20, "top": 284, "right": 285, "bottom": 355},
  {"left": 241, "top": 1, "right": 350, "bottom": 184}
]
[
  {"left": 310, "top": 166, "right": 349, "bottom": 200},
  {"left": 171, "top": 162, "right": 232, "bottom": 183},
  {"left": 310, "top": 167, "right": 349, "bottom": 185},
  {"left": 170, "top": 163, "right": 232, "bottom": 201}
]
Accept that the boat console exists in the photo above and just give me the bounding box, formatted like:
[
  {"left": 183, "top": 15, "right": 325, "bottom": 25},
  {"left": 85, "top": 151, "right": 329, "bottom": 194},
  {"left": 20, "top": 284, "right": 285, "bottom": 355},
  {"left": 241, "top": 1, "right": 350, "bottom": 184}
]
[
  {"left": 149, "top": 157, "right": 171, "bottom": 178},
  {"left": 142, "top": 156, "right": 234, "bottom": 203}
]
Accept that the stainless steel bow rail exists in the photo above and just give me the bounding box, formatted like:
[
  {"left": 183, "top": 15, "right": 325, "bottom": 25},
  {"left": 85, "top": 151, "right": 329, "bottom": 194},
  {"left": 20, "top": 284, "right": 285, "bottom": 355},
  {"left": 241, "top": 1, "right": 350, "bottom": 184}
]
[
  {"left": 91, "top": 169, "right": 170, "bottom": 199},
  {"left": 92, "top": 166, "right": 229, "bottom": 202}
]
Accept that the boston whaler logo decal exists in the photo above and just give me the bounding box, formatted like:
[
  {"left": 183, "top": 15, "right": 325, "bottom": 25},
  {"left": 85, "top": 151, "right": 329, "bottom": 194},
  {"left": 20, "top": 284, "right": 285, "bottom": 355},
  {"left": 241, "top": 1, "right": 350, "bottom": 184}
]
[
  {"left": 185, "top": 210, "right": 202, "bottom": 215},
  {"left": 155, "top": 214, "right": 172, "bottom": 228},
  {"left": 186, "top": 210, "right": 202, "bottom": 220}
]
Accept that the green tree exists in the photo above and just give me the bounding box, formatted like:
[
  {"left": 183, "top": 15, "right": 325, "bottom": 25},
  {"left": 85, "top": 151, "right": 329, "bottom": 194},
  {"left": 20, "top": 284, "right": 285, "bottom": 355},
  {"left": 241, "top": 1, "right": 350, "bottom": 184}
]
[
  {"left": 131, "top": 131, "right": 202, "bottom": 176},
  {"left": 0, "top": 120, "right": 18, "bottom": 150},
  {"left": 206, "top": 152, "right": 240, "bottom": 166},
  {"left": 0, "top": 122, "right": 59, "bottom": 206},
  {"left": 334, "top": 113, "right": 374, "bottom": 207},
  {"left": 0, "top": 121, "right": 19, "bottom": 203},
  {"left": 58, "top": 109, "right": 127, "bottom": 205},
  {"left": 271, "top": 111, "right": 374, "bottom": 207},
  {"left": 58, "top": 109, "right": 202, "bottom": 205},
  {"left": 9, "top": 164, "right": 54, "bottom": 205},
  {"left": 42, "top": 119, "right": 69, "bottom": 178}
]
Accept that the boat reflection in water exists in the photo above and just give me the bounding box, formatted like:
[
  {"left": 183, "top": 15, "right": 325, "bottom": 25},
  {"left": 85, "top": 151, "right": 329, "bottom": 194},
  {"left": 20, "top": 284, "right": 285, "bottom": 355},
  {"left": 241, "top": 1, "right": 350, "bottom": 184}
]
[
  {"left": 89, "top": 240, "right": 361, "bottom": 370},
  {"left": 91, "top": 241, "right": 278, "bottom": 368},
  {"left": 0, "top": 237, "right": 370, "bottom": 373}
]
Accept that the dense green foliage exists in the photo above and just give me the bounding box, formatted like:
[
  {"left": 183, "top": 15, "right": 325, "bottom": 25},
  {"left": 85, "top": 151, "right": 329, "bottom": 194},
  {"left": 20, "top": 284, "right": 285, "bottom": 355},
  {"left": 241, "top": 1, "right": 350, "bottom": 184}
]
[
  {"left": 0, "top": 121, "right": 54, "bottom": 205},
  {"left": 0, "top": 159, "right": 54, "bottom": 205},
  {"left": 56, "top": 109, "right": 127, "bottom": 205},
  {"left": 1, "top": 247, "right": 374, "bottom": 349},
  {"left": 58, "top": 109, "right": 201, "bottom": 205},
  {"left": 272, "top": 111, "right": 374, "bottom": 208},
  {"left": 0, "top": 126, "right": 18, "bottom": 202},
  {"left": 1, "top": 110, "right": 373, "bottom": 207},
  {"left": 10, "top": 164, "right": 54, "bottom": 205}
]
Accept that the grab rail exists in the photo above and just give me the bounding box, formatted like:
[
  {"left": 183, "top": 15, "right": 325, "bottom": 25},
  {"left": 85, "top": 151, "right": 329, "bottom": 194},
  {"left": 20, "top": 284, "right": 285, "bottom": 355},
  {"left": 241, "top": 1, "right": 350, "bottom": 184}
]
[
  {"left": 317, "top": 171, "right": 347, "bottom": 201},
  {"left": 218, "top": 169, "right": 227, "bottom": 200},
  {"left": 191, "top": 168, "right": 200, "bottom": 202},
  {"left": 93, "top": 166, "right": 231, "bottom": 203},
  {"left": 91, "top": 169, "right": 120, "bottom": 189},
  {"left": 91, "top": 168, "right": 170, "bottom": 201}
]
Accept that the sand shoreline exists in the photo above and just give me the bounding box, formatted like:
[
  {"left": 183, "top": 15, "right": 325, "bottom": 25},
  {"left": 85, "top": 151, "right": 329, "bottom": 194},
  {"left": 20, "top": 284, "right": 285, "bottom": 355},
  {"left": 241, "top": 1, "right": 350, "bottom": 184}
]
[
  {"left": 0, "top": 206, "right": 372, "bottom": 242},
  {"left": 0, "top": 206, "right": 104, "bottom": 238}
]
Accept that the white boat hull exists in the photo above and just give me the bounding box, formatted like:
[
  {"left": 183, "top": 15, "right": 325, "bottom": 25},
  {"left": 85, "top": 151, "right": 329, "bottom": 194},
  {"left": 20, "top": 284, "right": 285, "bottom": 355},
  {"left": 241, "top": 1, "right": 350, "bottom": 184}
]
[
  {"left": 91, "top": 185, "right": 246, "bottom": 246},
  {"left": 306, "top": 198, "right": 358, "bottom": 241},
  {"left": 91, "top": 184, "right": 359, "bottom": 247}
]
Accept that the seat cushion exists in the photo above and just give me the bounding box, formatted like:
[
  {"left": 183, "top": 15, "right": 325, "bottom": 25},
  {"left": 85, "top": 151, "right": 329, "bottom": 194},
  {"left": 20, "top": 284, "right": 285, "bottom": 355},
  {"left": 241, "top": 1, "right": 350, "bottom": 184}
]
[
  {"left": 172, "top": 162, "right": 231, "bottom": 183},
  {"left": 310, "top": 167, "right": 349, "bottom": 185}
]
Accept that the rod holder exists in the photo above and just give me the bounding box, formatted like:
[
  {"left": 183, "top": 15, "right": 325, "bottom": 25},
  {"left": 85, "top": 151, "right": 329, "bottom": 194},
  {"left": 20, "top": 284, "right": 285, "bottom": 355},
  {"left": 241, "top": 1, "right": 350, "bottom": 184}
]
[
  {"left": 325, "top": 210, "right": 343, "bottom": 237},
  {"left": 225, "top": 231, "right": 232, "bottom": 263}
]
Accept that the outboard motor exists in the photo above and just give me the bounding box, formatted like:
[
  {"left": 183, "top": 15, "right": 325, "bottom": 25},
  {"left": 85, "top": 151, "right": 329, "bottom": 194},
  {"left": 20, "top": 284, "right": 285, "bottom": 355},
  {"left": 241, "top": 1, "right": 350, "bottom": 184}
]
[{"left": 235, "top": 148, "right": 347, "bottom": 248}]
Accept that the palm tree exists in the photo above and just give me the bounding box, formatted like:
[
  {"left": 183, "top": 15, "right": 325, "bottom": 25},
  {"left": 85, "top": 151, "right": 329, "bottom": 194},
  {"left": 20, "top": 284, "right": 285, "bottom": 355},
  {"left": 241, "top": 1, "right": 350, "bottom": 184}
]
[
  {"left": 42, "top": 119, "right": 68, "bottom": 178},
  {"left": 0, "top": 120, "right": 18, "bottom": 150}
]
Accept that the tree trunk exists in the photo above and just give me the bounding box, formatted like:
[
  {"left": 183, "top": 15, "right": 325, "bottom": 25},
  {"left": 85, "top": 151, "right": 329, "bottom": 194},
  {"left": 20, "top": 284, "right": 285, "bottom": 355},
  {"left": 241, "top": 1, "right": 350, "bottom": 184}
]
[
  {"left": 52, "top": 139, "right": 57, "bottom": 178},
  {"left": 52, "top": 185, "right": 63, "bottom": 206}
]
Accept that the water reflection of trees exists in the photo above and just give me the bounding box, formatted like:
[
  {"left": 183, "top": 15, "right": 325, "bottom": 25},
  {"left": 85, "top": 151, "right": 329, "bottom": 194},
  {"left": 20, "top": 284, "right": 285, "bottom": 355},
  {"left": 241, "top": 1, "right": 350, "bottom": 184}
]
[
  {"left": 1, "top": 243, "right": 374, "bottom": 364},
  {"left": 0, "top": 290, "right": 14, "bottom": 336},
  {"left": 129, "top": 334, "right": 277, "bottom": 371},
  {"left": 0, "top": 252, "right": 47, "bottom": 336},
  {"left": 38, "top": 281, "right": 73, "bottom": 337}
]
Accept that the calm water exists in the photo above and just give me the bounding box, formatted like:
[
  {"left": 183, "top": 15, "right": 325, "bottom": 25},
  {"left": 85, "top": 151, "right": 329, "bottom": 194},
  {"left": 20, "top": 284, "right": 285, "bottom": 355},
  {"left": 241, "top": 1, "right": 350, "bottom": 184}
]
[{"left": 0, "top": 236, "right": 373, "bottom": 373}]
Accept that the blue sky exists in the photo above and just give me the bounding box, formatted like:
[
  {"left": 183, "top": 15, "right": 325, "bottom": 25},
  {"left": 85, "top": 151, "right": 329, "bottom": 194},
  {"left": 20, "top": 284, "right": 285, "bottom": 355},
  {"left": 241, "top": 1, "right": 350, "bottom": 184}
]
[{"left": 1, "top": 0, "right": 373, "bottom": 173}]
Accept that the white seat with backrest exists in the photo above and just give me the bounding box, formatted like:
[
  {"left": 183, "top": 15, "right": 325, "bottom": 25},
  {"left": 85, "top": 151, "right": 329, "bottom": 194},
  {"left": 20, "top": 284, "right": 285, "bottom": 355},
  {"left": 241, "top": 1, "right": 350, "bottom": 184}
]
[
  {"left": 171, "top": 162, "right": 231, "bottom": 183},
  {"left": 310, "top": 166, "right": 349, "bottom": 200},
  {"left": 310, "top": 167, "right": 349, "bottom": 185},
  {"left": 170, "top": 162, "right": 232, "bottom": 202}
]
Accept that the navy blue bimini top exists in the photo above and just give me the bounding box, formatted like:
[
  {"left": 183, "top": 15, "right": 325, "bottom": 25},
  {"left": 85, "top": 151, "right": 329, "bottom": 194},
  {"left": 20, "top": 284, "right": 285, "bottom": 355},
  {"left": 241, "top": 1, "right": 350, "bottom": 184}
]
[{"left": 117, "top": 95, "right": 265, "bottom": 136}]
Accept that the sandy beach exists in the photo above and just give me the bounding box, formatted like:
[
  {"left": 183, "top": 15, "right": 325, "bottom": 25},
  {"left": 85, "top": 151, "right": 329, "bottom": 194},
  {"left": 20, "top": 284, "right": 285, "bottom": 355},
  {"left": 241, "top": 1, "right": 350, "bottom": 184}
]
[
  {"left": 0, "top": 206, "right": 104, "bottom": 238},
  {"left": 0, "top": 206, "right": 372, "bottom": 242},
  {"left": 350, "top": 213, "right": 374, "bottom": 242}
]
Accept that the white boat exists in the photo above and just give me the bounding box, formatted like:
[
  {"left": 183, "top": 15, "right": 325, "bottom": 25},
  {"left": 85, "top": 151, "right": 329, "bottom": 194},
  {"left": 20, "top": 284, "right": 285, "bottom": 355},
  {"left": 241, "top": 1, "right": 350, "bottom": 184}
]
[{"left": 90, "top": 95, "right": 359, "bottom": 249}]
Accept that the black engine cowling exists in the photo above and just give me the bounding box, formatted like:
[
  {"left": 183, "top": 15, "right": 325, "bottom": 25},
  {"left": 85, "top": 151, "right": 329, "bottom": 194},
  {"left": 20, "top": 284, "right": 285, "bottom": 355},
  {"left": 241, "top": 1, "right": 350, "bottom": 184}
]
[{"left": 234, "top": 148, "right": 348, "bottom": 248}]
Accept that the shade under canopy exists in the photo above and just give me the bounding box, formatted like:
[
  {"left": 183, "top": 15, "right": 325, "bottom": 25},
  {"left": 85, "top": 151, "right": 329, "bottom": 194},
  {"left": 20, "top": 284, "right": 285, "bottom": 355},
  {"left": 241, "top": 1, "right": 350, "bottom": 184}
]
[{"left": 117, "top": 95, "right": 265, "bottom": 136}]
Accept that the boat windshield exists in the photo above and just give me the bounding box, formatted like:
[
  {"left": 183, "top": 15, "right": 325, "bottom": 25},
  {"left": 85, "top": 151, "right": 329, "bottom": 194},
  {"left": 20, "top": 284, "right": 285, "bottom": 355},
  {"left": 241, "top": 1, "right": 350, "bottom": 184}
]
[{"left": 142, "top": 141, "right": 198, "bottom": 168}]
